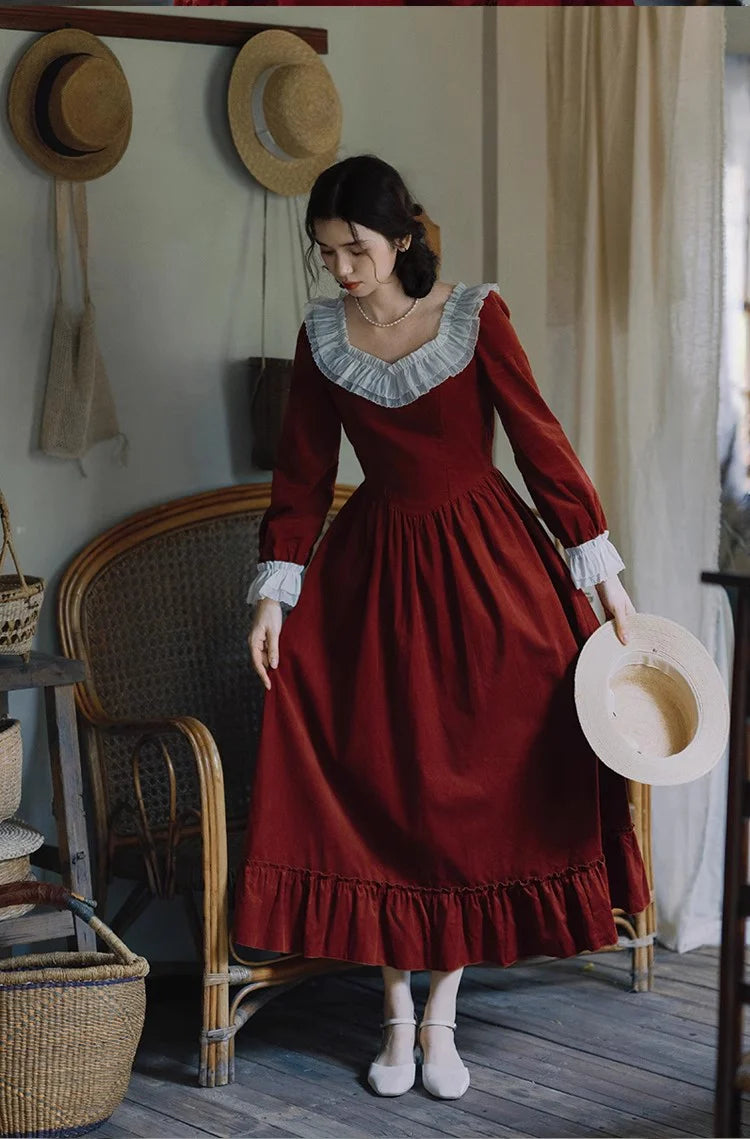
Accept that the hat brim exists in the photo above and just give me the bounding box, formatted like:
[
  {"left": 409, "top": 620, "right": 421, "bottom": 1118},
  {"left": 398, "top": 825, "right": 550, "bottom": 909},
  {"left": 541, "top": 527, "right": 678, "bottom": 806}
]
[
  {"left": 7, "top": 28, "right": 132, "bottom": 181},
  {"left": 574, "top": 613, "right": 729, "bottom": 786},
  {"left": 227, "top": 29, "right": 340, "bottom": 197},
  {"left": 0, "top": 817, "right": 45, "bottom": 861}
]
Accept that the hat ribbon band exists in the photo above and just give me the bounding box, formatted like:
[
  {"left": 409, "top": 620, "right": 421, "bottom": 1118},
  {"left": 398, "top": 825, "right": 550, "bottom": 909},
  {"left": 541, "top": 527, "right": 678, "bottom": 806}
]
[
  {"left": 36, "top": 53, "right": 107, "bottom": 159},
  {"left": 252, "top": 66, "right": 296, "bottom": 164}
]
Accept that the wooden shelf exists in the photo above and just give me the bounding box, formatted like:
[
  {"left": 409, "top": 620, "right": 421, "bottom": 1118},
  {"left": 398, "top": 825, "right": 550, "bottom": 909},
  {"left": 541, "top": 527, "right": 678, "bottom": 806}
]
[
  {"left": 0, "top": 652, "right": 95, "bottom": 954},
  {"left": 0, "top": 651, "right": 84, "bottom": 693},
  {"left": 0, "top": 6, "right": 328, "bottom": 52},
  {"left": 0, "top": 908, "right": 74, "bottom": 949}
]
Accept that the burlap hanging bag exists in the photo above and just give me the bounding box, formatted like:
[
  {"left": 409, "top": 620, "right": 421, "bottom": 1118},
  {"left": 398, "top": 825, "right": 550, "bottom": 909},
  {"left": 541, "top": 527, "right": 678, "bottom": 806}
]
[
  {"left": 40, "top": 180, "right": 121, "bottom": 462},
  {"left": 0, "top": 492, "right": 44, "bottom": 663}
]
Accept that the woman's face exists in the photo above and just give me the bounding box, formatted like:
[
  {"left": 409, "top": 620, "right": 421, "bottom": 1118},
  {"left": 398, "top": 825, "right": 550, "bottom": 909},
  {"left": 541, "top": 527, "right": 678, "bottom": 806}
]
[{"left": 313, "top": 217, "right": 406, "bottom": 296}]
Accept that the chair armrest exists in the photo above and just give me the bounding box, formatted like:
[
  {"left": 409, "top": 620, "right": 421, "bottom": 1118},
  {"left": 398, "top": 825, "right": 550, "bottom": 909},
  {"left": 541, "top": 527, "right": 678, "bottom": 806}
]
[
  {"left": 103, "top": 716, "right": 224, "bottom": 795},
  {"left": 99, "top": 716, "right": 226, "bottom": 899}
]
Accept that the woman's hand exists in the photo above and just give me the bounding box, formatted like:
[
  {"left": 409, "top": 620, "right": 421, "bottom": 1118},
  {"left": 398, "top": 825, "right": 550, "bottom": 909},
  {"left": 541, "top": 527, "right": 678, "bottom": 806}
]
[
  {"left": 594, "top": 575, "right": 636, "bottom": 645},
  {"left": 248, "top": 597, "right": 283, "bottom": 690}
]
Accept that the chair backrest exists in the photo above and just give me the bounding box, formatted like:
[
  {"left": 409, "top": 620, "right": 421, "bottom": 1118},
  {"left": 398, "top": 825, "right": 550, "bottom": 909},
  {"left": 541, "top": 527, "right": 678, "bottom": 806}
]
[{"left": 58, "top": 483, "right": 353, "bottom": 839}]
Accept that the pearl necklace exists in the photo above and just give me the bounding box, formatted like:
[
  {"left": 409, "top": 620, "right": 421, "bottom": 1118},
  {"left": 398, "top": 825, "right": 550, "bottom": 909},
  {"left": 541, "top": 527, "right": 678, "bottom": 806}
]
[{"left": 354, "top": 294, "right": 420, "bottom": 328}]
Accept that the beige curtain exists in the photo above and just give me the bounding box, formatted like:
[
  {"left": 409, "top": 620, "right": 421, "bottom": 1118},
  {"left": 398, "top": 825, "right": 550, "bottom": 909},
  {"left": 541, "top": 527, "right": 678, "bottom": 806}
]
[{"left": 547, "top": 8, "right": 731, "bottom": 951}]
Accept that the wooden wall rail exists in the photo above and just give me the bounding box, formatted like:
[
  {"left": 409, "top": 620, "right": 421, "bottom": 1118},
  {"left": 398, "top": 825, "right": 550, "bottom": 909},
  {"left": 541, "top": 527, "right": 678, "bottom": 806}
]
[{"left": 0, "top": 6, "right": 328, "bottom": 52}]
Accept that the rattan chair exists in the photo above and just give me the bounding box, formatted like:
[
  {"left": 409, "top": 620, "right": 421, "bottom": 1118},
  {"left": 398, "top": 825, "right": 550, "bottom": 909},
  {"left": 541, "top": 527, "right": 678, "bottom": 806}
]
[
  {"left": 57, "top": 482, "right": 655, "bottom": 1089},
  {"left": 57, "top": 483, "right": 363, "bottom": 1089}
]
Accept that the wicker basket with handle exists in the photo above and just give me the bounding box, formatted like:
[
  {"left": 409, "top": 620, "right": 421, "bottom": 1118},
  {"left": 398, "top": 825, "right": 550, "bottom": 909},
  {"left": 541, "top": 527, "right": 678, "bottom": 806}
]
[
  {"left": 0, "top": 719, "right": 22, "bottom": 822},
  {"left": 0, "top": 492, "right": 44, "bottom": 662},
  {"left": 0, "top": 881, "right": 149, "bottom": 1138}
]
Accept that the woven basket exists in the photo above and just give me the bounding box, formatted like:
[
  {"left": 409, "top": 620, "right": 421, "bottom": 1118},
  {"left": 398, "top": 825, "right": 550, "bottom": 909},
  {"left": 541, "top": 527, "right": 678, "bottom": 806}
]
[
  {"left": 0, "top": 493, "right": 44, "bottom": 663},
  {"left": 0, "top": 817, "right": 44, "bottom": 862},
  {"left": 0, "top": 882, "right": 149, "bottom": 1138},
  {"left": 0, "top": 720, "right": 22, "bottom": 822},
  {"left": 0, "top": 856, "right": 35, "bottom": 918},
  {"left": 0, "top": 819, "right": 43, "bottom": 919}
]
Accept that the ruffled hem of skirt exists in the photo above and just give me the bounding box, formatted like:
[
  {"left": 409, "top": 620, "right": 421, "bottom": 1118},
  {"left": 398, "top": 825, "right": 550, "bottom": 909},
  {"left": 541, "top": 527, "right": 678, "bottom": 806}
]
[{"left": 233, "top": 826, "right": 651, "bottom": 971}]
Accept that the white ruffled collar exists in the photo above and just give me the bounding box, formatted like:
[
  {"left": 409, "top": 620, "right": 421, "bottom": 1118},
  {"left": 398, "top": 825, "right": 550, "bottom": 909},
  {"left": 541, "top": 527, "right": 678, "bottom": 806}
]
[{"left": 303, "top": 281, "right": 500, "bottom": 408}]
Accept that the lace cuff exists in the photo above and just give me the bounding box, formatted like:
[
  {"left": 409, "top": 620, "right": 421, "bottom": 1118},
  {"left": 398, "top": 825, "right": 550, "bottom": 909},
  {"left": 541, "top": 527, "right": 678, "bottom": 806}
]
[
  {"left": 246, "top": 560, "right": 305, "bottom": 609},
  {"left": 564, "top": 530, "right": 625, "bottom": 590}
]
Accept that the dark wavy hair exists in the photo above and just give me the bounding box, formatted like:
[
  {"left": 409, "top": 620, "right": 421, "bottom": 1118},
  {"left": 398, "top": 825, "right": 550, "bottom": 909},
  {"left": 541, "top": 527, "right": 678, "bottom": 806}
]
[{"left": 304, "top": 155, "right": 439, "bottom": 299}]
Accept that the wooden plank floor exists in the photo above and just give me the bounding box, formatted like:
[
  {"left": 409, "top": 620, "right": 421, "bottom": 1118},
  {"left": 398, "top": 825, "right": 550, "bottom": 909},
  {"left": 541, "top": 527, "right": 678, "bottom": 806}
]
[{"left": 99, "top": 944, "right": 750, "bottom": 1138}]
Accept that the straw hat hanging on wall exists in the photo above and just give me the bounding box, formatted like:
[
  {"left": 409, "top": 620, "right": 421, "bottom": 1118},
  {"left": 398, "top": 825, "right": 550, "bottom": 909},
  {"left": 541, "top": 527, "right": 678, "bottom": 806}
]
[
  {"left": 7, "top": 27, "right": 132, "bottom": 181},
  {"left": 7, "top": 30, "right": 130, "bottom": 465},
  {"left": 228, "top": 29, "right": 342, "bottom": 197}
]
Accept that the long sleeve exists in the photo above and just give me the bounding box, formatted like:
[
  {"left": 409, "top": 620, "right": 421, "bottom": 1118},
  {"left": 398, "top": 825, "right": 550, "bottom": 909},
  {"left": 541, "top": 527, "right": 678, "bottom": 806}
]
[
  {"left": 247, "top": 322, "right": 342, "bottom": 609},
  {"left": 475, "top": 289, "right": 624, "bottom": 590}
]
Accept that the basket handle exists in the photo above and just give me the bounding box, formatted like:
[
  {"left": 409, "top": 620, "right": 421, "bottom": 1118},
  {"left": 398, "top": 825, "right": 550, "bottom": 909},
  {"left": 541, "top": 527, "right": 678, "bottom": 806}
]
[
  {"left": 0, "top": 492, "right": 30, "bottom": 594},
  {"left": 0, "top": 881, "right": 139, "bottom": 964}
]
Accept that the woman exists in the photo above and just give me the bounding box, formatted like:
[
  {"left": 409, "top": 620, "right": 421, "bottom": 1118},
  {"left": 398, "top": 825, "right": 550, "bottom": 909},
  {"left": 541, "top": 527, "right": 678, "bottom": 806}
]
[{"left": 235, "top": 154, "right": 650, "bottom": 1101}]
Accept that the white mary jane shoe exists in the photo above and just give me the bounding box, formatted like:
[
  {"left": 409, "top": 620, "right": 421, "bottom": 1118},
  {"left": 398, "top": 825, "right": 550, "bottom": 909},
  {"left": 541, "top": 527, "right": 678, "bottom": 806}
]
[
  {"left": 367, "top": 1015, "right": 418, "bottom": 1096},
  {"left": 417, "top": 1018, "right": 471, "bottom": 1099}
]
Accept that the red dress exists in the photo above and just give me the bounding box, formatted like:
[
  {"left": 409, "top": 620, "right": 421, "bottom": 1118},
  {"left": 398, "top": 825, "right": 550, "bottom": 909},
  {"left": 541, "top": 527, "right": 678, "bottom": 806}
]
[{"left": 233, "top": 284, "right": 650, "bottom": 971}]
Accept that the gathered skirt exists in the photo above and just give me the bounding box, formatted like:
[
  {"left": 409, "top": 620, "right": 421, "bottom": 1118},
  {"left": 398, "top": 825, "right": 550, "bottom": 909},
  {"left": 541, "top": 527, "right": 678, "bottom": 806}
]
[{"left": 234, "top": 465, "right": 651, "bottom": 970}]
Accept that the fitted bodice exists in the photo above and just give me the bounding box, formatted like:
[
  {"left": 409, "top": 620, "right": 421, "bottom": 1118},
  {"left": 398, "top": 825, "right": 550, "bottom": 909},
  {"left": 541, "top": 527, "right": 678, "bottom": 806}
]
[
  {"left": 303, "top": 282, "right": 500, "bottom": 510},
  {"left": 327, "top": 361, "right": 497, "bottom": 510},
  {"left": 249, "top": 281, "right": 625, "bottom": 609}
]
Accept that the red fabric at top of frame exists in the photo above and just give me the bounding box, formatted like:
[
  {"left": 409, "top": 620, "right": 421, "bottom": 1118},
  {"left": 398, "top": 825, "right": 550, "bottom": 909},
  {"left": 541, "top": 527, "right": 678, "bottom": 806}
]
[{"left": 174, "top": 0, "right": 635, "bottom": 7}]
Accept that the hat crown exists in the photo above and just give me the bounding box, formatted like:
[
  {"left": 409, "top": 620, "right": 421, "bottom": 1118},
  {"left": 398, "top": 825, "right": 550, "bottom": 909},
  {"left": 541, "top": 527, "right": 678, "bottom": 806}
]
[
  {"left": 574, "top": 613, "right": 730, "bottom": 787},
  {"left": 263, "top": 63, "right": 342, "bottom": 160},
  {"left": 610, "top": 657, "right": 698, "bottom": 758},
  {"left": 8, "top": 28, "right": 133, "bottom": 180},
  {"left": 48, "top": 55, "right": 131, "bottom": 153}
]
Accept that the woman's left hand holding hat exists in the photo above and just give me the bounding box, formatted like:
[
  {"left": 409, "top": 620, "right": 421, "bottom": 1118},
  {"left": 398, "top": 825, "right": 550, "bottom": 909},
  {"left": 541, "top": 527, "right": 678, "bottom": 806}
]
[{"left": 595, "top": 575, "right": 636, "bottom": 645}]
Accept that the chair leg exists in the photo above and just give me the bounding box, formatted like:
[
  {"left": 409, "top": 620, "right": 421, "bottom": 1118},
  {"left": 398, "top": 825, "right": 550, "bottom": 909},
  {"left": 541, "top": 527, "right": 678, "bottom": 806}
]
[
  {"left": 632, "top": 907, "right": 651, "bottom": 993},
  {"left": 194, "top": 746, "right": 233, "bottom": 1086},
  {"left": 200, "top": 974, "right": 232, "bottom": 1088},
  {"left": 198, "top": 869, "right": 233, "bottom": 1087},
  {"left": 627, "top": 779, "right": 655, "bottom": 993},
  {"left": 182, "top": 889, "right": 204, "bottom": 960},
  {"left": 642, "top": 781, "right": 656, "bottom": 991}
]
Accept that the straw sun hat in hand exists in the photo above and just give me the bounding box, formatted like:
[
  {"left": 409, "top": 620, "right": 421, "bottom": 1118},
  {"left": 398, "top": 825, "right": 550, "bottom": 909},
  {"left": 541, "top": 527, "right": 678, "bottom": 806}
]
[{"left": 574, "top": 613, "right": 729, "bottom": 786}]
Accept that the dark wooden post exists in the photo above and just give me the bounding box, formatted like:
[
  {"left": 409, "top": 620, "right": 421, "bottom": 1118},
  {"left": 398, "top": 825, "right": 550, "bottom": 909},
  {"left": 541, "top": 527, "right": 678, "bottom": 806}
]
[
  {"left": 703, "top": 572, "right": 750, "bottom": 1138},
  {"left": 0, "top": 652, "right": 94, "bottom": 952}
]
